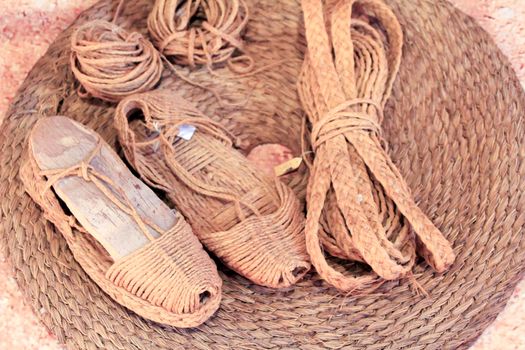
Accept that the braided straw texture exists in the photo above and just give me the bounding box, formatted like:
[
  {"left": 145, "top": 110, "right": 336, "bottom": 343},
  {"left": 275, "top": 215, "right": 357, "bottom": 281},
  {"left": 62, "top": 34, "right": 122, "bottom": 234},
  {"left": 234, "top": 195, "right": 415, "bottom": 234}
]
[{"left": 1, "top": 0, "right": 525, "bottom": 349}]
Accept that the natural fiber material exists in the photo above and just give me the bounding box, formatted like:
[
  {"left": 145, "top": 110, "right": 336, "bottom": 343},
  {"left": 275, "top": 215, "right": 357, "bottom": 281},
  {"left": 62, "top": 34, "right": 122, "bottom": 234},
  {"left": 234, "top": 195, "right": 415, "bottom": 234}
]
[
  {"left": 147, "top": 0, "right": 251, "bottom": 71},
  {"left": 20, "top": 116, "right": 222, "bottom": 327},
  {"left": 2, "top": 0, "right": 525, "bottom": 348},
  {"left": 114, "top": 89, "right": 310, "bottom": 288},
  {"left": 71, "top": 19, "right": 163, "bottom": 102},
  {"left": 298, "top": 0, "right": 455, "bottom": 291},
  {"left": 105, "top": 219, "right": 220, "bottom": 315}
]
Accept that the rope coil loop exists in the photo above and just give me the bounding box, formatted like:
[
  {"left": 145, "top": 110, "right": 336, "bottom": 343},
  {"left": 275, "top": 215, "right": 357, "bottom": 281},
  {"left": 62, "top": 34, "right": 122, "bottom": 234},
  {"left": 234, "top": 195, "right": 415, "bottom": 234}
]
[
  {"left": 298, "top": 0, "right": 456, "bottom": 292},
  {"left": 147, "top": 0, "right": 252, "bottom": 71},
  {"left": 70, "top": 20, "right": 163, "bottom": 102}
]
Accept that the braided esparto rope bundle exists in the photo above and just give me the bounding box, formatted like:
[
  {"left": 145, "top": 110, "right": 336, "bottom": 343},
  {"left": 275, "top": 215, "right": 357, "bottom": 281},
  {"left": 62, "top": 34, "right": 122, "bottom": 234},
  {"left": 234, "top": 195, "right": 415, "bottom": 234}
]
[
  {"left": 298, "top": 0, "right": 456, "bottom": 291},
  {"left": 70, "top": 20, "right": 163, "bottom": 102},
  {"left": 147, "top": 0, "right": 251, "bottom": 71}
]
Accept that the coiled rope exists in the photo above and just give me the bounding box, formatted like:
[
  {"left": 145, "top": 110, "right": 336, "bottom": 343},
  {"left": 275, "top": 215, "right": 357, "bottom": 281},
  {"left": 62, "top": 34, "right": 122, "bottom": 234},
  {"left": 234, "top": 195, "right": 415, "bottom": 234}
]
[
  {"left": 298, "top": 0, "right": 455, "bottom": 291},
  {"left": 70, "top": 19, "right": 163, "bottom": 102},
  {"left": 148, "top": 0, "right": 252, "bottom": 72}
]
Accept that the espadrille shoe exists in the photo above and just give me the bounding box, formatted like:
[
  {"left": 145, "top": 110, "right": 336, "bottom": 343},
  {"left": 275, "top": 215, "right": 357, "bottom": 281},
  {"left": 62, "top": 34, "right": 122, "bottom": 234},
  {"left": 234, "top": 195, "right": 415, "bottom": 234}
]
[
  {"left": 114, "top": 89, "right": 311, "bottom": 288},
  {"left": 20, "top": 116, "right": 222, "bottom": 328}
]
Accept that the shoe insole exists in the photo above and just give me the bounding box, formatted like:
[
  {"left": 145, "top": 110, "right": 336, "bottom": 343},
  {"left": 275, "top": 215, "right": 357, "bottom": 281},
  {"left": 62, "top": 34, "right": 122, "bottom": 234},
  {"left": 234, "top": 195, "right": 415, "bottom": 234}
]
[{"left": 30, "top": 116, "right": 177, "bottom": 259}]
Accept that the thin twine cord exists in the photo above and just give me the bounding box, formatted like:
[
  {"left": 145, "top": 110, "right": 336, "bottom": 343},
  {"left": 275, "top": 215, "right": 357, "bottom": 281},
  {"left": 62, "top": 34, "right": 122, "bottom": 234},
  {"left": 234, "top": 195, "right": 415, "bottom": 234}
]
[
  {"left": 112, "top": 0, "right": 125, "bottom": 24},
  {"left": 298, "top": 0, "right": 456, "bottom": 292},
  {"left": 161, "top": 55, "right": 231, "bottom": 107}
]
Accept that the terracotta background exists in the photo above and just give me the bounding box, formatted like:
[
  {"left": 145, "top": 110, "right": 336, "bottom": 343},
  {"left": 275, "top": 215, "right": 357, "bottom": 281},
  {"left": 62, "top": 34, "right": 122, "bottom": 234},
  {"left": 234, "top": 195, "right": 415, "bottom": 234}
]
[{"left": 0, "top": 0, "right": 524, "bottom": 349}]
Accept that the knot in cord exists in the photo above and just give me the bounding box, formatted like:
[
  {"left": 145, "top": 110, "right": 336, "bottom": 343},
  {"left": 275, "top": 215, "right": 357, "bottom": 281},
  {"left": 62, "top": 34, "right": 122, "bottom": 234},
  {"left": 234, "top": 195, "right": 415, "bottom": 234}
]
[
  {"left": 79, "top": 161, "right": 90, "bottom": 181},
  {"left": 126, "top": 31, "right": 144, "bottom": 42}
]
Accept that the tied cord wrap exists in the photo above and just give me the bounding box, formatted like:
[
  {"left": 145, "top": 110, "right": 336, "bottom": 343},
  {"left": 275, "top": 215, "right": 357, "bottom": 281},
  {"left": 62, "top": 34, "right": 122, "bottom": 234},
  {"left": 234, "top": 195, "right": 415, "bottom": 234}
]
[
  {"left": 298, "top": 0, "right": 455, "bottom": 292},
  {"left": 310, "top": 98, "right": 383, "bottom": 150}
]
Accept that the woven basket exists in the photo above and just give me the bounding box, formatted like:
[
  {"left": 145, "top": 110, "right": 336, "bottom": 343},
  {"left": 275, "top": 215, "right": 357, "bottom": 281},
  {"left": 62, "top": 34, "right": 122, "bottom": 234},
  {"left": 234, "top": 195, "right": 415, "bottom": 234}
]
[{"left": 1, "top": 0, "right": 524, "bottom": 349}]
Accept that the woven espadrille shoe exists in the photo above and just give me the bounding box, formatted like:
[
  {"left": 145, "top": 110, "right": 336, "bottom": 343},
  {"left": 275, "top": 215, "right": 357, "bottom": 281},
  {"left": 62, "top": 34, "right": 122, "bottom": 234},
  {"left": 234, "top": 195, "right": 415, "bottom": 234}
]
[
  {"left": 20, "top": 116, "right": 222, "bottom": 328},
  {"left": 114, "top": 89, "right": 311, "bottom": 288}
]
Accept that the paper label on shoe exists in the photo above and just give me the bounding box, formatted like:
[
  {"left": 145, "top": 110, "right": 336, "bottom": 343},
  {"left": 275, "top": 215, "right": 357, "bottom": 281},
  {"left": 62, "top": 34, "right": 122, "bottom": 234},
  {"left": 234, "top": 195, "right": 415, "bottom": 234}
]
[
  {"left": 177, "top": 124, "right": 196, "bottom": 141},
  {"left": 274, "top": 157, "right": 303, "bottom": 177}
]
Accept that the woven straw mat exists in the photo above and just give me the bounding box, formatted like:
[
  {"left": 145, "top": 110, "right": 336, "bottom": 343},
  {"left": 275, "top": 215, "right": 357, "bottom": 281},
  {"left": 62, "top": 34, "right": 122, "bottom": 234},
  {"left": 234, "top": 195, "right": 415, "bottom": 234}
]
[{"left": 1, "top": 0, "right": 525, "bottom": 349}]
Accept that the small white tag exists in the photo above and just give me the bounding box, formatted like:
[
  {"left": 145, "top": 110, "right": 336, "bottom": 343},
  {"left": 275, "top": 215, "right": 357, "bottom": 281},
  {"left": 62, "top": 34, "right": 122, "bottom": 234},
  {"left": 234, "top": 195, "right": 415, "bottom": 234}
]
[
  {"left": 178, "top": 124, "right": 196, "bottom": 141},
  {"left": 152, "top": 121, "right": 161, "bottom": 132}
]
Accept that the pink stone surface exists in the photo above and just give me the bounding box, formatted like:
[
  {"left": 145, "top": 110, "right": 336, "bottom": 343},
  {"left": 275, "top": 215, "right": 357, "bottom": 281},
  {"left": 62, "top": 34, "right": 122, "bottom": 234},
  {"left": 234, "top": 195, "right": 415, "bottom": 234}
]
[
  {"left": 246, "top": 144, "right": 294, "bottom": 176},
  {"left": 0, "top": 0, "right": 524, "bottom": 349}
]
